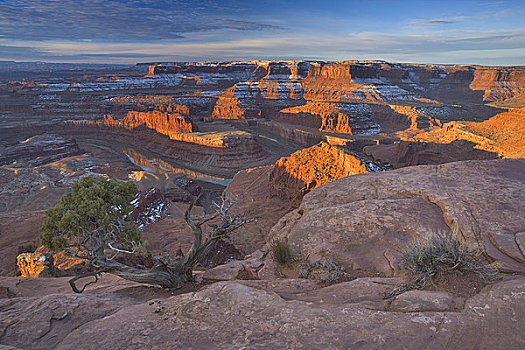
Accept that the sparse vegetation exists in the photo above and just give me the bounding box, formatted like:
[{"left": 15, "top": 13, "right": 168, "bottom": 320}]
[
  {"left": 385, "top": 229, "right": 500, "bottom": 299},
  {"left": 271, "top": 239, "right": 292, "bottom": 265},
  {"left": 41, "top": 175, "right": 251, "bottom": 293},
  {"left": 298, "top": 259, "right": 349, "bottom": 284}
]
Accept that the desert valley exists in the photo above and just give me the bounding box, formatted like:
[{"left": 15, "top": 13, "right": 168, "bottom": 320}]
[{"left": 0, "top": 58, "right": 523, "bottom": 348}]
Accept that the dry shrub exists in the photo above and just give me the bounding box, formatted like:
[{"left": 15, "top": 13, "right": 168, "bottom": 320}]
[
  {"left": 271, "top": 239, "right": 292, "bottom": 265},
  {"left": 385, "top": 229, "right": 500, "bottom": 299},
  {"left": 298, "top": 259, "right": 349, "bottom": 284}
]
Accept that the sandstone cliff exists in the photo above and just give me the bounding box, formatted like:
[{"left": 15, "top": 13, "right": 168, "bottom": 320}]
[
  {"left": 411, "top": 107, "right": 525, "bottom": 158},
  {"left": 269, "top": 158, "right": 525, "bottom": 276},
  {"left": 59, "top": 124, "right": 271, "bottom": 178},
  {"left": 27, "top": 61, "right": 525, "bottom": 112},
  {"left": 278, "top": 101, "right": 353, "bottom": 133},
  {"left": 225, "top": 142, "right": 368, "bottom": 253},
  {"left": 93, "top": 110, "right": 194, "bottom": 136},
  {"left": 469, "top": 68, "right": 525, "bottom": 107},
  {"left": 211, "top": 96, "right": 246, "bottom": 119},
  {"left": 269, "top": 142, "right": 367, "bottom": 207}
]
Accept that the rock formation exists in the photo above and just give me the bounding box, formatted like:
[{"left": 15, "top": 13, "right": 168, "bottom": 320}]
[
  {"left": 0, "top": 274, "right": 523, "bottom": 349},
  {"left": 225, "top": 142, "right": 368, "bottom": 253},
  {"left": 270, "top": 142, "right": 367, "bottom": 206},
  {"left": 268, "top": 158, "right": 525, "bottom": 276},
  {"left": 60, "top": 123, "right": 271, "bottom": 178},
  {"left": 364, "top": 140, "right": 498, "bottom": 168},
  {"left": 411, "top": 107, "right": 525, "bottom": 158},
  {"left": 90, "top": 110, "right": 195, "bottom": 136},
  {"left": 469, "top": 68, "right": 525, "bottom": 107},
  {"left": 278, "top": 101, "right": 353, "bottom": 133},
  {"left": 17, "top": 246, "right": 88, "bottom": 278},
  {"left": 211, "top": 96, "right": 246, "bottom": 119},
  {"left": 0, "top": 134, "right": 82, "bottom": 167}
]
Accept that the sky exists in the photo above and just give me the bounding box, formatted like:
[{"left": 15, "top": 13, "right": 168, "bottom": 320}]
[{"left": 0, "top": 0, "right": 524, "bottom": 65}]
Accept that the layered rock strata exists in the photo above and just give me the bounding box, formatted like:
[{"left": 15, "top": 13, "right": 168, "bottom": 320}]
[
  {"left": 87, "top": 110, "right": 194, "bottom": 136},
  {"left": 225, "top": 142, "right": 368, "bottom": 253},
  {"left": 412, "top": 107, "right": 525, "bottom": 158}
]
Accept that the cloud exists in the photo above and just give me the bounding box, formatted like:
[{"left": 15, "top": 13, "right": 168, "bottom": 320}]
[
  {"left": 406, "top": 16, "right": 470, "bottom": 28},
  {"left": 4, "top": 26, "right": 523, "bottom": 65},
  {"left": 1, "top": 1, "right": 524, "bottom": 66},
  {"left": 0, "top": 45, "right": 45, "bottom": 58},
  {"left": 0, "top": 0, "right": 280, "bottom": 41},
  {"left": 479, "top": 1, "right": 506, "bottom": 7}
]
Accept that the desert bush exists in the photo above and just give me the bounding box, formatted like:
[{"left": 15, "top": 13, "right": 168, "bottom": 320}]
[
  {"left": 385, "top": 229, "right": 500, "bottom": 299},
  {"left": 271, "top": 239, "right": 292, "bottom": 265},
  {"left": 41, "top": 176, "right": 252, "bottom": 292},
  {"left": 298, "top": 259, "right": 349, "bottom": 284}
]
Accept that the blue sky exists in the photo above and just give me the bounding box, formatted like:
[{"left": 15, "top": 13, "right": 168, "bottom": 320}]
[{"left": 0, "top": 0, "right": 524, "bottom": 65}]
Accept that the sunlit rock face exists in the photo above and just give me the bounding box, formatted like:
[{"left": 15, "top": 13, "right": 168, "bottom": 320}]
[
  {"left": 269, "top": 142, "right": 367, "bottom": 207},
  {"left": 469, "top": 68, "right": 525, "bottom": 107},
  {"left": 278, "top": 101, "right": 354, "bottom": 134},
  {"left": 269, "top": 158, "right": 525, "bottom": 276},
  {"left": 84, "top": 110, "right": 195, "bottom": 136},
  {"left": 224, "top": 141, "right": 369, "bottom": 253},
  {"left": 25, "top": 61, "right": 524, "bottom": 110},
  {"left": 411, "top": 107, "right": 525, "bottom": 158},
  {"left": 17, "top": 251, "right": 48, "bottom": 277},
  {"left": 17, "top": 247, "right": 87, "bottom": 278},
  {"left": 211, "top": 96, "right": 246, "bottom": 119}
]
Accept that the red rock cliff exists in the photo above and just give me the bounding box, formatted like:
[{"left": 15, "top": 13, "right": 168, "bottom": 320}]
[
  {"left": 278, "top": 102, "right": 353, "bottom": 134},
  {"left": 469, "top": 68, "right": 525, "bottom": 107},
  {"left": 94, "top": 110, "right": 195, "bottom": 136},
  {"left": 270, "top": 142, "right": 367, "bottom": 206}
]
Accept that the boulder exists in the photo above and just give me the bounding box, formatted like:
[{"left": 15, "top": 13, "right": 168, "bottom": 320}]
[{"left": 268, "top": 159, "right": 525, "bottom": 275}]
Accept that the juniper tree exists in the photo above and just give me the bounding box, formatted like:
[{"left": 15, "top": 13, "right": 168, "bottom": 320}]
[{"left": 40, "top": 175, "right": 250, "bottom": 293}]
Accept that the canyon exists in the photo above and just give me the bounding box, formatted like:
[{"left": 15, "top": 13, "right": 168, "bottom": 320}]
[{"left": 0, "top": 60, "right": 524, "bottom": 349}]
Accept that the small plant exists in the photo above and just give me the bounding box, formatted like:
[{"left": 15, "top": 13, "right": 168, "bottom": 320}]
[
  {"left": 385, "top": 229, "right": 500, "bottom": 299},
  {"left": 271, "top": 239, "right": 292, "bottom": 265},
  {"left": 298, "top": 259, "right": 349, "bottom": 284}
]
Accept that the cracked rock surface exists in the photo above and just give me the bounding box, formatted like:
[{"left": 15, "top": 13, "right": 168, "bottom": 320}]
[{"left": 0, "top": 276, "right": 518, "bottom": 350}]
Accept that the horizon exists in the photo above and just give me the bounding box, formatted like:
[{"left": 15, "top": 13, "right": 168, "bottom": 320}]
[
  {"left": 1, "top": 0, "right": 524, "bottom": 66},
  {"left": 2, "top": 58, "right": 525, "bottom": 68}
]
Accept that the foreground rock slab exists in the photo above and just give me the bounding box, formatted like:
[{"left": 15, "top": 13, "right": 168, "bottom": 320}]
[
  {"left": 0, "top": 275, "right": 523, "bottom": 349},
  {"left": 269, "top": 159, "right": 525, "bottom": 275},
  {"left": 49, "top": 278, "right": 525, "bottom": 349}
]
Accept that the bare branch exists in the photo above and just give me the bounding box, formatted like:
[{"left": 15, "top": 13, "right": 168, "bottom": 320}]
[
  {"left": 69, "top": 269, "right": 106, "bottom": 293},
  {"left": 107, "top": 241, "right": 138, "bottom": 260}
]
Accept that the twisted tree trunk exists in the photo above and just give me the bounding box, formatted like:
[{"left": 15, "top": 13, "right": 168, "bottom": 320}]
[{"left": 69, "top": 195, "right": 248, "bottom": 293}]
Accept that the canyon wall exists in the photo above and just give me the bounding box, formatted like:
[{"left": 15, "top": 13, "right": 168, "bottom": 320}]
[
  {"left": 225, "top": 141, "right": 369, "bottom": 253},
  {"left": 27, "top": 61, "right": 524, "bottom": 110},
  {"left": 90, "top": 110, "right": 194, "bottom": 136},
  {"left": 278, "top": 102, "right": 353, "bottom": 133},
  {"left": 411, "top": 107, "right": 525, "bottom": 158},
  {"left": 58, "top": 124, "right": 271, "bottom": 177}
]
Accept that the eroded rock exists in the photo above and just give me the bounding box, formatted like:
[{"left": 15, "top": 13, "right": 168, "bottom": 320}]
[{"left": 268, "top": 159, "right": 525, "bottom": 275}]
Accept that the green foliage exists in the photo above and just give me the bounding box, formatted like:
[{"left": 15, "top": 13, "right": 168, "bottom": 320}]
[
  {"left": 40, "top": 176, "right": 142, "bottom": 259},
  {"left": 385, "top": 230, "right": 500, "bottom": 299},
  {"left": 271, "top": 239, "right": 292, "bottom": 265}
]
